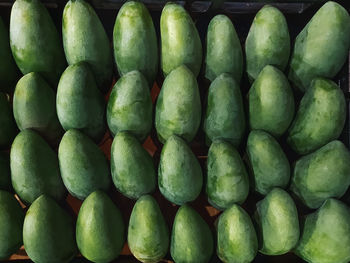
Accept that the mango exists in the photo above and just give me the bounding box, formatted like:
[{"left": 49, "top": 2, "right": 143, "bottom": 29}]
[
  {"left": 107, "top": 71, "right": 152, "bottom": 141},
  {"left": 58, "top": 129, "right": 111, "bottom": 200},
  {"left": 287, "top": 78, "right": 346, "bottom": 155},
  {"left": 57, "top": 62, "right": 106, "bottom": 142},
  {"left": 248, "top": 65, "right": 294, "bottom": 137},
  {"left": 203, "top": 73, "right": 245, "bottom": 147},
  {"left": 160, "top": 3, "right": 202, "bottom": 77},
  {"left": 246, "top": 130, "right": 290, "bottom": 195},
  {"left": 23, "top": 195, "right": 77, "bottom": 263},
  {"left": 217, "top": 204, "right": 258, "bottom": 263},
  {"left": 155, "top": 65, "right": 201, "bottom": 143},
  {"left": 76, "top": 190, "right": 125, "bottom": 263},
  {"left": 10, "top": 0, "right": 66, "bottom": 86},
  {"left": 10, "top": 130, "right": 66, "bottom": 204},
  {"left": 0, "top": 93, "right": 17, "bottom": 149},
  {"left": 128, "top": 195, "right": 169, "bottom": 263},
  {"left": 255, "top": 188, "right": 299, "bottom": 255},
  {"left": 0, "top": 152, "right": 11, "bottom": 191},
  {"left": 63, "top": 0, "right": 112, "bottom": 92}
]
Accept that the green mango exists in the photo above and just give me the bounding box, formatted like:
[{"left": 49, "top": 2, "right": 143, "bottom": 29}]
[
  {"left": 159, "top": 135, "right": 203, "bottom": 205},
  {"left": 160, "top": 2, "right": 202, "bottom": 77},
  {"left": 76, "top": 190, "right": 125, "bottom": 263},
  {"left": 289, "top": 1, "right": 350, "bottom": 91},
  {"left": 171, "top": 204, "right": 214, "bottom": 263},
  {"left": 206, "top": 140, "right": 249, "bottom": 210},
  {"left": 295, "top": 198, "right": 350, "bottom": 263},
  {"left": 217, "top": 204, "right": 258, "bottom": 263},
  {"left": 248, "top": 65, "right": 295, "bottom": 137},
  {"left": 0, "top": 93, "right": 17, "bottom": 149},
  {"left": 245, "top": 5, "right": 290, "bottom": 82},
  {"left": 246, "top": 130, "right": 290, "bottom": 195},
  {"left": 203, "top": 73, "right": 245, "bottom": 147},
  {"left": 63, "top": 0, "right": 112, "bottom": 92},
  {"left": 291, "top": 140, "right": 350, "bottom": 209},
  {"left": 128, "top": 195, "right": 169, "bottom": 263},
  {"left": 13, "top": 72, "right": 63, "bottom": 144},
  {"left": 287, "top": 78, "right": 346, "bottom": 155},
  {"left": 155, "top": 65, "right": 201, "bottom": 143},
  {"left": 10, "top": 130, "right": 66, "bottom": 204},
  {"left": 23, "top": 195, "right": 77, "bottom": 263},
  {"left": 57, "top": 62, "right": 106, "bottom": 142},
  {"left": 0, "top": 191, "right": 24, "bottom": 260},
  {"left": 107, "top": 71, "right": 152, "bottom": 141},
  {"left": 255, "top": 188, "right": 300, "bottom": 255},
  {"left": 0, "top": 152, "right": 11, "bottom": 191},
  {"left": 205, "top": 14, "right": 243, "bottom": 83},
  {"left": 58, "top": 129, "right": 111, "bottom": 200},
  {"left": 10, "top": 0, "right": 66, "bottom": 86},
  {"left": 113, "top": 1, "right": 158, "bottom": 85}
]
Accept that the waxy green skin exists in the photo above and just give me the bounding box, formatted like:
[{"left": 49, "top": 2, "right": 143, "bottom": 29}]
[
  {"left": 23, "top": 195, "right": 77, "bottom": 263},
  {"left": 287, "top": 78, "right": 346, "bottom": 155},
  {"left": 289, "top": 1, "right": 350, "bottom": 91},
  {"left": 57, "top": 62, "right": 106, "bottom": 142},
  {"left": 295, "top": 199, "right": 350, "bottom": 263},
  {"left": 107, "top": 71, "right": 152, "bottom": 142},
  {"left": 0, "top": 93, "right": 17, "bottom": 149},
  {"left": 159, "top": 135, "right": 203, "bottom": 205},
  {"left": 206, "top": 140, "right": 249, "bottom": 210},
  {"left": 111, "top": 132, "right": 156, "bottom": 199},
  {"left": 63, "top": 0, "right": 112, "bottom": 92},
  {"left": 0, "top": 191, "right": 24, "bottom": 260},
  {"left": 255, "top": 188, "right": 299, "bottom": 255},
  {"left": 246, "top": 130, "right": 290, "bottom": 195},
  {"left": 160, "top": 3, "right": 202, "bottom": 77},
  {"left": 10, "top": 130, "right": 66, "bottom": 204},
  {"left": 291, "top": 140, "right": 350, "bottom": 209},
  {"left": 205, "top": 15, "right": 243, "bottom": 83},
  {"left": 248, "top": 65, "right": 294, "bottom": 137},
  {"left": 58, "top": 129, "right": 111, "bottom": 200},
  {"left": 76, "top": 191, "right": 125, "bottom": 263},
  {"left": 128, "top": 195, "right": 169, "bottom": 263},
  {"left": 156, "top": 65, "right": 201, "bottom": 143},
  {"left": 0, "top": 153, "right": 11, "bottom": 191},
  {"left": 203, "top": 73, "right": 245, "bottom": 147},
  {"left": 10, "top": 0, "right": 66, "bottom": 86},
  {"left": 13, "top": 73, "right": 63, "bottom": 144},
  {"left": 245, "top": 5, "right": 290, "bottom": 82},
  {"left": 171, "top": 205, "right": 214, "bottom": 263},
  {"left": 114, "top": 1, "right": 158, "bottom": 85},
  {"left": 217, "top": 204, "right": 258, "bottom": 263}
]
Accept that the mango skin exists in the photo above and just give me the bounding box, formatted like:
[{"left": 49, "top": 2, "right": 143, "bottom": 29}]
[
  {"left": 10, "top": 0, "right": 66, "bottom": 86},
  {"left": 113, "top": 1, "right": 158, "bottom": 85},
  {"left": 160, "top": 2, "right": 202, "bottom": 77},
  {"left": 217, "top": 204, "right": 258, "bottom": 263},
  {"left": 291, "top": 140, "right": 350, "bottom": 209},
  {"left": 203, "top": 73, "right": 245, "bottom": 147},
  {"left": 287, "top": 78, "right": 346, "bottom": 155},
  {"left": 288, "top": 2, "right": 350, "bottom": 91},
  {"left": 107, "top": 71, "right": 152, "bottom": 142},
  {"left": 159, "top": 135, "right": 203, "bottom": 205},
  {"left": 10, "top": 130, "right": 66, "bottom": 204},
  {"left": 171, "top": 205, "right": 214, "bottom": 263},
  {"left": 128, "top": 195, "right": 169, "bottom": 263},
  {"left": 206, "top": 140, "right": 249, "bottom": 210},
  {"left": 155, "top": 65, "right": 201, "bottom": 143},
  {"left": 205, "top": 14, "right": 243, "bottom": 83},
  {"left": 76, "top": 190, "right": 125, "bottom": 263},
  {"left": 245, "top": 5, "right": 290, "bottom": 82},
  {"left": 0, "top": 93, "right": 17, "bottom": 149},
  {"left": 255, "top": 188, "right": 299, "bottom": 255},
  {"left": 58, "top": 129, "right": 111, "bottom": 200},
  {"left": 23, "top": 195, "right": 77, "bottom": 263},
  {"left": 0, "top": 152, "right": 11, "bottom": 192},
  {"left": 111, "top": 132, "right": 155, "bottom": 199},
  {"left": 295, "top": 199, "right": 350, "bottom": 263},
  {"left": 63, "top": 0, "right": 112, "bottom": 92},
  {"left": 246, "top": 130, "right": 290, "bottom": 195},
  {"left": 0, "top": 191, "right": 24, "bottom": 260}
]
